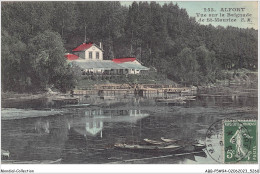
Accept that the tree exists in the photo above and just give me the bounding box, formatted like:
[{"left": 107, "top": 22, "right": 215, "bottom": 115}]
[
  {"left": 195, "top": 46, "right": 219, "bottom": 84},
  {"left": 1, "top": 30, "right": 27, "bottom": 92},
  {"left": 52, "top": 2, "right": 77, "bottom": 39},
  {"left": 176, "top": 48, "right": 199, "bottom": 85},
  {"left": 28, "top": 30, "right": 75, "bottom": 92},
  {"left": 1, "top": 1, "right": 258, "bottom": 92}
]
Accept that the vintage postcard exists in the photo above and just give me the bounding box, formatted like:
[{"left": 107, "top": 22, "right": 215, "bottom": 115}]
[{"left": 1, "top": 1, "right": 258, "bottom": 173}]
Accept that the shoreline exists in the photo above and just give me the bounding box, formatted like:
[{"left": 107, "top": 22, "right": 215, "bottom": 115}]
[
  {"left": 1, "top": 82, "right": 257, "bottom": 101},
  {"left": 1, "top": 91, "right": 69, "bottom": 101}
]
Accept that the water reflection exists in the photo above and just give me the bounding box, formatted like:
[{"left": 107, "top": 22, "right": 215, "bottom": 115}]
[
  {"left": 34, "top": 120, "right": 50, "bottom": 134},
  {"left": 84, "top": 109, "right": 148, "bottom": 118},
  {"left": 1, "top": 87, "right": 257, "bottom": 163},
  {"left": 61, "top": 128, "right": 88, "bottom": 164},
  {"left": 68, "top": 109, "right": 149, "bottom": 138},
  {"left": 1, "top": 117, "right": 68, "bottom": 161}
]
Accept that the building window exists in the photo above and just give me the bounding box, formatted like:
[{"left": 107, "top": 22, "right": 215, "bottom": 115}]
[
  {"left": 96, "top": 52, "right": 99, "bottom": 59},
  {"left": 89, "top": 52, "right": 92, "bottom": 59}
]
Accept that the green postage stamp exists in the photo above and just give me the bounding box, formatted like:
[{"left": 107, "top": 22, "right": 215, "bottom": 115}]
[{"left": 223, "top": 120, "right": 258, "bottom": 163}]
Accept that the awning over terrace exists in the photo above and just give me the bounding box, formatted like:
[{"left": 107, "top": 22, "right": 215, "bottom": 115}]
[{"left": 71, "top": 60, "right": 149, "bottom": 71}]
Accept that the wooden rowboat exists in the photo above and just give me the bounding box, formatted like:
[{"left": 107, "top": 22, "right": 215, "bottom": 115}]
[
  {"left": 192, "top": 143, "right": 206, "bottom": 150},
  {"left": 143, "top": 138, "right": 165, "bottom": 145},
  {"left": 156, "top": 98, "right": 186, "bottom": 104},
  {"left": 62, "top": 103, "right": 90, "bottom": 108},
  {"left": 114, "top": 143, "right": 182, "bottom": 154},
  {"left": 161, "top": 137, "right": 180, "bottom": 143},
  {"left": 161, "top": 138, "right": 205, "bottom": 150}
]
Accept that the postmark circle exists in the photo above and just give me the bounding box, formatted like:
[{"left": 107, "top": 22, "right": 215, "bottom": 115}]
[{"left": 205, "top": 119, "right": 252, "bottom": 163}]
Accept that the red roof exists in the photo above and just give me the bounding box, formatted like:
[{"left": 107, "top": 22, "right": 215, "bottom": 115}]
[
  {"left": 65, "top": 53, "right": 79, "bottom": 60},
  {"left": 112, "top": 57, "right": 136, "bottom": 63},
  {"left": 72, "top": 43, "right": 93, "bottom": 52}
]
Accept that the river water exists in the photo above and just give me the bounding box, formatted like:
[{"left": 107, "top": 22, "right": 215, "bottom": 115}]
[{"left": 1, "top": 88, "right": 257, "bottom": 164}]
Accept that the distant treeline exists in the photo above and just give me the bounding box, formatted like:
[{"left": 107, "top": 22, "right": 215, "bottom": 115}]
[{"left": 1, "top": 1, "right": 258, "bottom": 92}]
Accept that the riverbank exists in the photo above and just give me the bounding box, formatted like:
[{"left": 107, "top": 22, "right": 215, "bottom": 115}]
[
  {"left": 1, "top": 90, "right": 70, "bottom": 101},
  {"left": 1, "top": 92, "right": 50, "bottom": 100},
  {"left": 196, "top": 69, "right": 257, "bottom": 97},
  {"left": 1, "top": 69, "right": 257, "bottom": 101},
  {"left": 205, "top": 69, "right": 257, "bottom": 88}
]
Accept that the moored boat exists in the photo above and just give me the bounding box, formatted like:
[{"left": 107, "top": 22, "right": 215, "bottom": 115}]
[
  {"left": 192, "top": 143, "right": 206, "bottom": 150},
  {"left": 160, "top": 138, "right": 206, "bottom": 151},
  {"left": 62, "top": 103, "right": 90, "bottom": 108},
  {"left": 100, "top": 96, "right": 116, "bottom": 100},
  {"left": 161, "top": 137, "right": 180, "bottom": 143},
  {"left": 143, "top": 138, "right": 165, "bottom": 145},
  {"left": 183, "top": 96, "right": 196, "bottom": 101},
  {"left": 114, "top": 143, "right": 182, "bottom": 154},
  {"left": 156, "top": 98, "right": 186, "bottom": 104}
]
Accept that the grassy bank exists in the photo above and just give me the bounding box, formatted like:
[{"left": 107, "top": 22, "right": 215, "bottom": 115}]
[
  {"left": 76, "top": 71, "right": 177, "bottom": 90},
  {"left": 76, "top": 68, "right": 258, "bottom": 90},
  {"left": 2, "top": 69, "right": 257, "bottom": 97}
]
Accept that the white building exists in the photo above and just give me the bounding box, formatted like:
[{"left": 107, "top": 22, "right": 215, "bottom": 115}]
[
  {"left": 65, "top": 41, "right": 149, "bottom": 75},
  {"left": 72, "top": 42, "right": 103, "bottom": 60}
]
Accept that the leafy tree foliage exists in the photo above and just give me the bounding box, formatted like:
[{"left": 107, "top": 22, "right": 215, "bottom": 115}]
[
  {"left": 176, "top": 48, "right": 199, "bottom": 85},
  {"left": 1, "top": 30, "right": 27, "bottom": 91},
  {"left": 27, "top": 31, "right": 74, "bottom": 91},
  {"left": 195, "top": 46, "right": 218, "bottom": 84},
  {"left": 1, "top": 1, "right": 258, "bottom": 91},
  {"left": 2, "top": 29, "right": 76, "bottom": 92}
]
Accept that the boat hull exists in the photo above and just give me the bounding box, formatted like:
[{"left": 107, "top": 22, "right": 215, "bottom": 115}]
[{"left": 114, "top": 144, "right": 183, "bottom": 154}]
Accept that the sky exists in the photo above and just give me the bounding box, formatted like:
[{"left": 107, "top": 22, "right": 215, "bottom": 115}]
[{"left": 120, "top": 1, "right": 258, "bottom": 29}]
